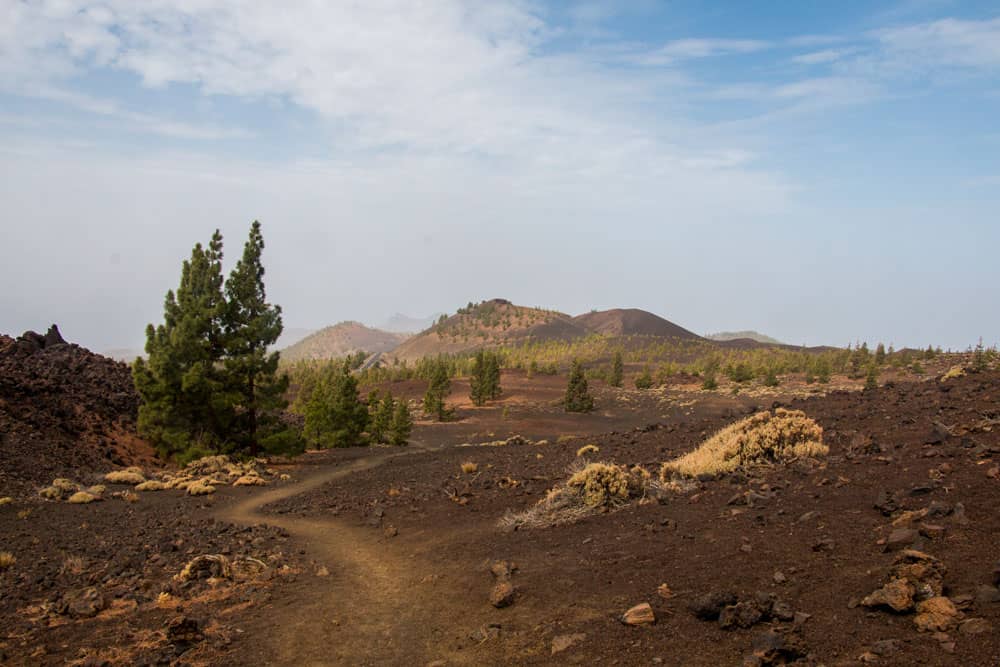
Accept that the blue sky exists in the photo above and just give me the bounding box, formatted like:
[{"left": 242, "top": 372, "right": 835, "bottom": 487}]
[{"left": 1, "top": 1, "right": 998, "bottom": 351}]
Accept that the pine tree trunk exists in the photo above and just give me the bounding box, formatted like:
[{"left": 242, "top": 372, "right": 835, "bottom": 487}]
[{"left": 248, "top": 373, "right": 258, "bottom": 456}]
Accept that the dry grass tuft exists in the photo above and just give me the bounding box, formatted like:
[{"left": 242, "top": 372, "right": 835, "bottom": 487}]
[
  {"left": 60, "top": 555, "right": 86, "bottom": 576},
  {"left": 941, "top": 366, "right": 966, "bottom": 382},
  {"left": 556, "top": 435, "right": 577, "bottom": 444},
  {"left": 67, "top": 491, "right": 100, "bottom": 504},
  {"left": 660, "top": 408, "right": 826, "bottom": 480},
  {"left": 232, "top": 475, "right": 268, "bottom": 487},
  {"left": 576, "top": 444, "right": 600, "bottom": 457},
  {"left": 500, "top": 461, "right": 645, "bottom": 530},
  {"left": 87, "top": 484, "right": 106, "bottom": 496},
  {"left": 187, "top": 480, "right": 216, "bottom": 496},
  {"left": 104, "top": 470, "right": 146, "bottom": 485},
  {"left": 0, "top": 552, "right": 15, "bottom": 570},
  {"left": 134, "top": 480, "right": 166, "bottom": 492},
  {"left": 0, "top": 497, "right": 12, "bottom": 506},
  {"left": 460, "top": 462, "right": 479, "bottom": 474}
]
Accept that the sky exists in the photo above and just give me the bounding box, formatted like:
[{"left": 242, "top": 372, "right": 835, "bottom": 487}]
[{"left": 1, "top": 0, "right": 999, "bottom": 352}]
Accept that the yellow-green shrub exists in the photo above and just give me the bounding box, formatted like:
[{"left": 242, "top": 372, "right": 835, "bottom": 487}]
[{"left": 660, "top": 408, "right": 826, "bottom": 480}]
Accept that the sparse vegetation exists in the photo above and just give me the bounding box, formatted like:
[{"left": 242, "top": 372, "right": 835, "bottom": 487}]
[
  {"left": 302, "top": 360, "right": 369, "bottom": 448},
  {"left": 634, "top": 368, "right": 653, "bottom": 389},
  {"left": 105, "top": 470, "right": 145, "bottom": 485},
  {"left": 576, "top": 444, "right": 599, "bottom": 457},
  {"left": 500, "top": 461, "right": 646, "bottom": 530},
  {"left": 460, "top": 461, "right": 479, "bottom": 474},
  {"left": 423, "top": 357, "right": 454, "bottom": 421},
  {"left": 660, "top": 409, "right": 827, "bottom": 480},
  {"left": 0, "top": 552, "right": 15, "bottom": 570},
  {"left": 564, "top": 360, "right": 595, "bottom": 413}
]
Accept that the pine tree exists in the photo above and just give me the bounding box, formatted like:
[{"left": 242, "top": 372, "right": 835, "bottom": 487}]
[
  {"left": 469, "top": 350, "right": 487, "bottom": 406},
  {"left": 424, "top": 358, "right": 452, "bottom": 421},
  {"left": 564, "top": 360, "right": 594, "bottom": 413},
  {"left": 371, "top": 394, "right": 395, "bottom": 444},
  {"left": 223, "top": 221, "right": 296, "bottom": 456},
  {"left": 389, "top": 399, "right": 413, "bottom": 446},
  {"left": 484, "top": 351, "right": 502, "bottom": 400},
  {"left": 874, "top": 343, "right": 886, "bottom": 365},
  {"left": 634, "top": 368, "right": 653, "bottom": 389},
  {"left": 133, "top": 231, "right": 229, "bottom": 458},
  {"left": 864, "top": 364, "right": 879, "bottom": 391},
  {"left": 609, "top": 350, "right": 623, "bottom": 388},
  {"left": 303, "top": 361, "right": 369, "bottom": 448}
]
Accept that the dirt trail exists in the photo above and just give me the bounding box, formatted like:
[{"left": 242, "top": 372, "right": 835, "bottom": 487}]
[{"left": 215, "top": 448, "right": 495, "bottom": 666}]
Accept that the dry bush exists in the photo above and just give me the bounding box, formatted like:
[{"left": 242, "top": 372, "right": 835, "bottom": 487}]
[
  {"left": 87, "top": 484, "right": 106, "bottom": 496},
  {"left": 0, "top": 497, "right": 12, "bottom": 506},
  {"left": 0, "top": 552, "right": 15, "bottom": 570},
  {"left": 460, "top": 462, "right": 479, "bottom": 474},
  {"left": 660, "top": 408, "right": 826, "bottom": 480},
  {"left": 576, "top": 444, "right": 599, "bottom": 457},
  {"left": 556, "top": 435, "right": 577, "bottom": 444},
  {"left": 941, "top": 366, "right": 966, "bottom": 382},
  {"left": 38, "top": 485, "right": 63, "bottom": 500},
  {"left": 187, "top": 481, "right": 216, "bottom": 496},
  {"left": 67, "top": 491, "right": 100, "bottom": 504},
  {"left": 500, "top": 461, "right": 644, "bottom": 530},
  {"left": 104, "top": 470, "right": 146, "bottom": 485},
  {"left": 39, "top": 478, "right": 80, "bottom": 500},
  {"left": 233, "top": 475, "right": 268, "bottom": 487},
  {"left": 135, "top": 480, "right": 166, "bottom": 492}
]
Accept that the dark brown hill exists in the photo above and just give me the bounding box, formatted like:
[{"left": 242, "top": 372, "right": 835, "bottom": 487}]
[{"left": 572, "top": 308, "right": 703, "bottom": 340}]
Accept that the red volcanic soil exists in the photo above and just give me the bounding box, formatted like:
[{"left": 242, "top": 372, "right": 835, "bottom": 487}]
[
  {"left": 2, "top": 359, "right": 998, "bottom": 666},
  {"left": 0, "top": 329, "right": 156, "bottom": 496},
  {"left": 573, "top": 308, "right": 703, "bottom": 340}
]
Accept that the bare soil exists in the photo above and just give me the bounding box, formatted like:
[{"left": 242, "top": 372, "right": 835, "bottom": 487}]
[{"left": 2, "top": 365, "right": 998, "bottom": 666}]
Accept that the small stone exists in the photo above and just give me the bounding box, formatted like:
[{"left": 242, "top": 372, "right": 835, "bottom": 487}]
[
  {"left": 913, "top": 597, "right": 960, "bottom": 632},
  {"left": 885, "top": 528, "right": 920, "bottom": 552},
  {"left": 621, "top": 602, "right": 655, "bottom": 626},
  {"left": 958, "top": 618, "right": 991, "bottom": 635},
  {"left": 165, "top": 616, "right": 203, "bottom": 649},
  {"left": 489, "top": 580, "right": 516, "bottom": 608},
  {"left": 869, "top": 639, "right": 900, "bottom": 656},
  {"left": 689, "top": 591, "right": 738, "bottom": 620},
  {"left": 719, "top": 601, "right": 764, "bottom": 630},
  {"left": 974, "top": 585, "right": 1000, "bottom": 604},
  {"left": 489, "top": 560, "right": 516, "bottom": 579},
  {"left": 551, "top": 633, "right": 586, "bottom": 654},
  {"left": 792, "top": 611, "right": 811, "bottom": 625},
  {"left": 772, "top": 571, "right": 787, "bottom": 584},
  {"left": 383, "top": 525, "right": 398, "bottom": 538},
  {"left": 862, "top": 579, "right": 916, "bottom": 613},
  {"left": 926, "top": 501, "right": 952, "bottom": 518},
  {"left": 62, "top": 587, "right": 107, "bottom": 618},
  {"left": 919, "top": 523, "right": 946, "bottom": 540}
]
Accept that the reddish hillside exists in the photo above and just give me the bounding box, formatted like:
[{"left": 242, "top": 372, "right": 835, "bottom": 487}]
[
  {"left": 391, "top": 299, "right": 586, "bottom": 361},
  {"left": 0, "top": 326, "right": 155, "bottom": 495},
  {"left": 280, "top": 321, "right": 407, "bottom": 362},
  {"left": 572, "top": 308, "right": 703, "bottom": 340}
]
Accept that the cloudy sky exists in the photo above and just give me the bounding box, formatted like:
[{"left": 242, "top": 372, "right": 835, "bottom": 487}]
[{"left": 2, "top": 0, "right": 999, "bottom": 352}]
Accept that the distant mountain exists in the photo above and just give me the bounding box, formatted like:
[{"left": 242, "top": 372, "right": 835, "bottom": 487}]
[
  {"left": 280, "top": 322, "right": 407, "bottom": 362},
  {"left": 573, "top": 308, "right": 702, "bottom": 340},
  {"left": 379, "top": 312, "right": 447, "bottom": 334},
  {"left": 103, "top": 348, "right": 145, "bottom": 363},
  {"left": 707, "top": 330, "right": 783, "bottom": 345},
  {"left": 391, "top": 300, "right": 704, "bottom": 361},
  {"left": 275, "top": 326, "right": 316, "bottom": 350}
]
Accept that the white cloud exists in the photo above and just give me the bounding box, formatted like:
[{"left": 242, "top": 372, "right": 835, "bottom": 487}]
[
  {"left": 863, "top": 17, "right": 1000, "bottom": 76},
  {"left": 629, "top": 38, "right": 771, "bottom": 66},
  {"left": 791, "top": 49, "right": 853, "bottom": 66}
]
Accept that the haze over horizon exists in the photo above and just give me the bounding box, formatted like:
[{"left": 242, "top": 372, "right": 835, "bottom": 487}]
[{"left": 2, "top": 1, "right": 999, "bottom": 352}]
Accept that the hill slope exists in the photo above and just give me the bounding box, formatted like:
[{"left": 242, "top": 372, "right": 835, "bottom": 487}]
[
  {"left": 707, "top": 330, "right": 783, "bottom": 345},
  {"left": 390, "top": 300, "right": 706, "bottom": 361},
  {"left": 573, "top": 308, "right": 702, "bottom": 340},
  {"left": 280, "top": 322, "right": 407, "bottom": 362},
  {"left": 391, "top": 299, "right": 586, "bottom": 361}
]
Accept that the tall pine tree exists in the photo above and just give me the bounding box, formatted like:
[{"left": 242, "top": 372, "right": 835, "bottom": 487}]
[
  {"left": 223, "top": 221, "right": 296, "bottom": 456},
  {"left": 424, "top": 358, "right": 452, "bottom": 421},
  {"left": 609, "top": 350, "right": 624, "bottom": 388},
  {"left": 469, "top": 350, "right": 487, "bottom": 406},
  {"left": 389, "top": 399, "right": 413, "bottom": 446},
  {"left": 133, "top": 231, "right": 229, "bottom": 458},
  {"left": 564, "top": 359, "right": 595, "bottom": 413}
]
